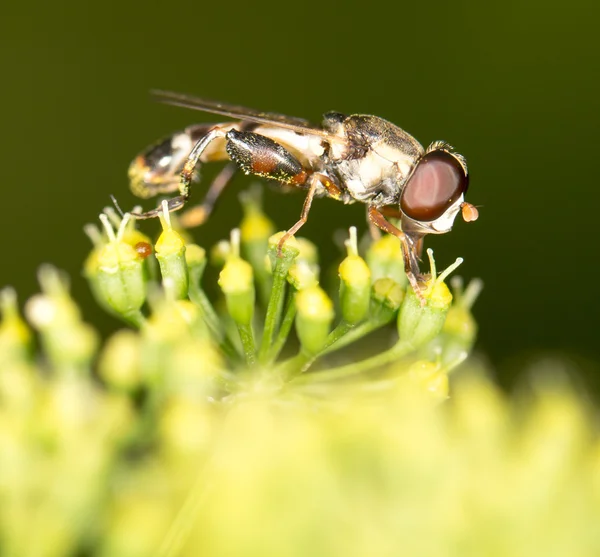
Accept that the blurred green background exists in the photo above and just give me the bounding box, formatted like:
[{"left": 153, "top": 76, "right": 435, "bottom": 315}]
[{"left": 1, "top": 0, "right": 598, "bottom": 386}]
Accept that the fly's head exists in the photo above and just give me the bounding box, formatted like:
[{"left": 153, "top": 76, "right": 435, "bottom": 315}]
[{"left": 399, "top": 141, "right": 478, "bottom": 239}]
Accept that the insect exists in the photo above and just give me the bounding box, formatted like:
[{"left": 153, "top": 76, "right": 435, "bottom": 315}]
[{"left": 128, "top": 91, "right": 478, "bottom": 296}]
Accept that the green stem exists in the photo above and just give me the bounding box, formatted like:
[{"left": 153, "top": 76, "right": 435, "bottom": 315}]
[
  {"left": 188, "top": 283, "right": 240, "bottom": 361},
  {"left": 258, "top": 253, "right": 295, "bottom": 363},
  {"left": 241, "top": 242, "right": 272, "bottom": 307},
  {"left": 277, "top": 350, "right": 313, "bottom": 380},
  {"left": 323, "top": 320, "right": 354, "bottom": 350},
  {"left": 256, "top": 272, "right": 273, "bottom": 308},
  {"left": 291, "top": 341, "right": 414, "bottom": 385},
  {"left": 236, "top": 323, "right": 256, "bottom": 366},
  {"left": 276, "top": 299, "right": 400, "bottom": 377},
  {"left": 187, "top": 282, "right": 222, "bottom": 339},
  {"left": 266, "top": 291, "right": 297, "bottom": 364},
  {"left": 221, "top": 337, "right": 243, "bottom": 363},
  {"left": 292, "top": 320, "right": 353, "bottom": 374},
  {"left": 320, "top": 310, "right": 396, "bottom": 355}
]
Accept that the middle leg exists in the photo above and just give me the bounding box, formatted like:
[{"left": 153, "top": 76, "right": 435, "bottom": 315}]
[
  {"left": 221, "top": 129, "right": 327, "bottom": 255},
  {"left": 277, "top": 172, "right": 326, "bottom": 254}
]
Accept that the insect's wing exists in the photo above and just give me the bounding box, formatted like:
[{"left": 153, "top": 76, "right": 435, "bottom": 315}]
[{"left": 152, "top": 90, "right": 342, "bottom": 141}]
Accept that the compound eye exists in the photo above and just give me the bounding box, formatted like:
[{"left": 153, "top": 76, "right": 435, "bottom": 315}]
[{"left": 400, "top": 150, "right": 468, "bottom": 222}]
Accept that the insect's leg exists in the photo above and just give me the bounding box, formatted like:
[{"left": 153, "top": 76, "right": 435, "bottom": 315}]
[
  {"left": 412, "top": 237, "right": 424, "bottom": 259},
  {"left": 220, "top": 130, "right": 332, "bottom": 254},
  {"left": 367, "top": 205, "right": 406, "bottom": 241},
  {"left": 178, "top": 163, "right": 238, "bottom": 228},
  {"left": 379, "top": 206, "right": 424, "bottom": 257},
  {"left": 277, "top": 173, "right": 322, "bottom": 255},
  {"left": 367, "top": 206, "right": 423, "bottom": 297},
  {"left": 379, "top": 206, "right": 403, "bottom": 219},
  {"left": 131, "top": 127, "right": 227, "bottom": 219},
  {"left": 315, "top": 174, "right": 343, "bottom": 201},
  {"left": 128, "top": 123, "right": 221, "bottom": 200},
  {"left": 366, "top": 206, "right": 383, "bottom": 240}
]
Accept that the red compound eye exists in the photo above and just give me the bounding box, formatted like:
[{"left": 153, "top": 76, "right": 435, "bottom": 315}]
[{"left": 400, "top": 150, "right": 468, "bottom": 222}]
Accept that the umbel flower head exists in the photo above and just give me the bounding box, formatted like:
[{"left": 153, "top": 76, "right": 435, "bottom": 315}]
[
  {"left": 1, "top": 188, "right": 599, "bottom": 556},
  {"left": 83, "top": 193, "right": 479, "bottom": 389},
  {"left": 1, "top": 277, "right": 600, "bottom": 556}
]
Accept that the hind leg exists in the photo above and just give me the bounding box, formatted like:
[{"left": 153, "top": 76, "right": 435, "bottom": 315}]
[
  {"left": 131, "top": 126, "right": 228, "bottom": 219},
  {"left": 177, "top": 163, "right": 238, "bottom": 228}
]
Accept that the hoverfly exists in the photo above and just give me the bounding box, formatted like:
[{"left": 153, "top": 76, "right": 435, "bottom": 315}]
[{"left": 128, "top": 91, "right": 478, "bottom": 295}]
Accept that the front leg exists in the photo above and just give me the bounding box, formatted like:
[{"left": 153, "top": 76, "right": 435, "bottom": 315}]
[
  {"left": 367, "top": 206, "right": 424, "bottom": 300},
  {"left": 379, "top": 205, "right": 424, "bottom": 257}
]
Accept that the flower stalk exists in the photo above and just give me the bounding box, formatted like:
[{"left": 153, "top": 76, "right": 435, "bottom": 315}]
[{"left": 257, "top": 233, "right": 299, "bottom": 364}]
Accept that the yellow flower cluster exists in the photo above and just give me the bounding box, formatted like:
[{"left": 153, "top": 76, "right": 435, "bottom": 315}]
[
  {"left": 5, "top": 190, "right": 592, "bottom": 556},
  {"left": 1, "top": 286, "right": 598, "bottom": 557}
]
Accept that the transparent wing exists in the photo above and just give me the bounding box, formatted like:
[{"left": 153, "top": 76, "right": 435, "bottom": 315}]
[{"left": 151, "top": 90, "right": 345, "bottom": 141}]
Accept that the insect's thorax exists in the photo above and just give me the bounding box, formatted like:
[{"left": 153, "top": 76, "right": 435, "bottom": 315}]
[{"left": 324, "top": 114, "right": 424, "bottom": 207}]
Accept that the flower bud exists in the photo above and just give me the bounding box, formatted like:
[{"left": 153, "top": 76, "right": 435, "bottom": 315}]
[
  {"left": 239, "top": 195, "right": 274, "bottom": 305},
  {"left": 25, "top": 266, "right": 99, "bottom": 370},
  {"left": 106, "top": 206, "right": 155, "bottom": 273},
  {"left": 210, "top": 240, "right": 232, "bottom": 267},
  {"left": 398, "top": 279, "right": 452, "bottom": 349},
  {"left": 145, "top": 300, "right": 204, "bottom": 345},
  {"left": 96, "top": 242, "right": 147, "bottom": 314},
  {"left": 444, "top": 278, "right": 481, "bottom": 346},
  {"left": 295, "top": 237, "right": 319, "bottom": 266},
  {"left": 398, "top": 250, "right": 461, "bottom": 349},
  {"left": 425, "top": 278, "right": 482, "bottom": 369},
  {"left": 98, "top": 330, "right": 142, "bottom": 392},
  {"left": 155, "top": 202, "right": 188, "bottom": 299},
  {"left": 372, "top": 278, "right": 405, "bottom": 313},
  {"left": 219, "top": 257, "right": 255, "bottom": 326},
  {"left": 185, "top": 243, "right": 207, "bottom": 286},
  {"left": 0, "top": 288, "right": 32, "bottom": 364},
  {"left": 339, "top": 230, "right": 371, "bottom": 324},
  {"left": 240, "top": 209, "right": 275, "bottom": 245},
  {"left": 443, "top": 304, "right": 477, "bottom": 347},
  {"left": 288, "top": 260, "right": 319, "bottom": 290},
  {"left": 267, "top": 232, "right": 300, "bottom": 271},
  {"left": 366, "top": 234, "right": 408, "bottom": 286},
  {"left": 240, "top": 190, "right": 275, "bottom": 305},
  {"left": 240, "top": 188, "right": 275, "bottom": 246},
  {"left": 295, "top": 286, "right": 334, "bottom": 355},
  {"left": 122, "top": 228, "right": 153, "bottom": 253},
  {"left": 85, "top": 214, "right": 147, "bottom": 322},
  {"left": 287, "top": 237, "right": 319, "bottom": 291}
]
